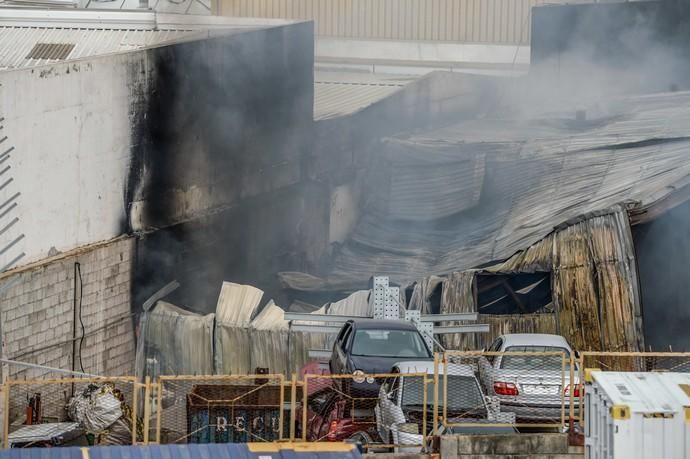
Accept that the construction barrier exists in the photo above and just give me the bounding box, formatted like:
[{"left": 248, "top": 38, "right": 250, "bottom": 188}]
[{"left": 3, "top": 352, "right": 690, "bottom": 450}]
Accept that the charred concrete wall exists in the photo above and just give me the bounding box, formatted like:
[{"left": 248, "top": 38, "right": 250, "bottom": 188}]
[{"left": 128, "top": 24, "right": 318, "bottom": 312}]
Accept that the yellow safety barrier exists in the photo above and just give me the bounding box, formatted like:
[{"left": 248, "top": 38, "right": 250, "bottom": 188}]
[{"left": 2, "top": 351, "right": 689, "bottom": 449}]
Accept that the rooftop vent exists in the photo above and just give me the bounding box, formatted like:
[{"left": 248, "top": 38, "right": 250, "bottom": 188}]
[{"left": 25, "top": 43, "right": 76, "bottom": 61}]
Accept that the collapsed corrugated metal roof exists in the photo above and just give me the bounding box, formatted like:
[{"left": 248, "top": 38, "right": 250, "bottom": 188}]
[{"left": 286, "top": 90, "right": 690, "bottom": 291}]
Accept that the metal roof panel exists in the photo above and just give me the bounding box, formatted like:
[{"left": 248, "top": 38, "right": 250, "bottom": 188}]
[
  {"left": 0, "top": 26, "right": 201, "bottom": 70},
  {"left": 313, "top": 71, "right": 414, "bottom": 120}
]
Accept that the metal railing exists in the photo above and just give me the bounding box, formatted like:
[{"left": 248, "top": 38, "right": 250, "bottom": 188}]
[
  {"left": 438, "top": 351, "right": 574, "bottom": 431},
  {"left": 3, "top": 351, "right": 689, "bottom": 449}
]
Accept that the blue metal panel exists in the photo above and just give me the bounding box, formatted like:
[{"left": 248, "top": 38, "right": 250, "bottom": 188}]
[
  {"left": 88, "top": 444, "right": 252, "bottom": 459},
  {"left": 1, "top": 443, "right": 362, "bottom": 459},
  {"left": 0, "top": 447, "right": 83, "bottom": 459}
]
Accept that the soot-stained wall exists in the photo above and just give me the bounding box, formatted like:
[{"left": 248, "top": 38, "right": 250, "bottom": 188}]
[
  {"left": 128, "top": 24, "right": 318, "bottom": 313},
  {"left": 633, "top": 200, "right": 690, "bottom": 352},
  {"left": 135, "top": 181, "right": 329, "bottom": 313}
]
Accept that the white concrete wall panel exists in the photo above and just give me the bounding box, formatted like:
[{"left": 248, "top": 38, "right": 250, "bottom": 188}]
[{"left": 0, "top": 58, "right": 137, "bottom": 268}]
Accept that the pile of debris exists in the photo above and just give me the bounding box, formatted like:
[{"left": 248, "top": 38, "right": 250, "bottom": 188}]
[{"left": 67, "top": 383, "right": 141, "bottom": 445}]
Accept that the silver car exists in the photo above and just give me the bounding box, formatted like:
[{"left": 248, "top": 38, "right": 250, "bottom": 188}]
[
  {"left": 478, "top": 333, "right": 580, "bottom": 423},
  {"left": 374, "top": 361, "right": 514, "bottom": 453}
]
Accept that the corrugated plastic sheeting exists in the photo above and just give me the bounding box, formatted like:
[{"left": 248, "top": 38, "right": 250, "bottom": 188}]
[
  {"left": 303, "top": 91, "right": 690, "bottom": 292},
  {"left": 252, "top": 300, "right": 288, "bottom": 330},
  {"left": 143, "top": 301, "right": 214, "bottom": 375},
  {"left": 435, "top": 207, "right": 641, "bottom": 352},
  {"left": 215, "top": 281, "right": 263, "bottom": 325},
  {"left": 145, "top": 289, "right": 371, "bottom": 376},
  {"left": 439, "top": 271, "right": 475, "bottom": 350},
  {"left": 0, "top": 27, "right": 200, "bottom": 70},
  {"left": 325, "top": 289, "right": 370, "bottom": 316},
  {"left": 408, "top": 275, "right": 444, "bottom": 313},
  {"left": 552, "top": 209, "right": 641, "bottom": 352}
]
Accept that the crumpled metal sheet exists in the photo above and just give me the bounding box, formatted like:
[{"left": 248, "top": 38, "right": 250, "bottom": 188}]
[
  {"left": 141, "top": 288, "right": 379, "bottom": 376},
  {"left": 284, "top": 92, "right": 690, "bottom": 292},
  {"left": 215, "top": 282, "right": 264, "bottom": 326},
  {"left": 143, "top": 301, "right": 214, "bottom": 375},
  {"left": 325, "top": 290, "right": 370, "bottom": 316}
]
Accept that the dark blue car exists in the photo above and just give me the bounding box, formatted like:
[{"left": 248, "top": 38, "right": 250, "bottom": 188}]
[{"left": 328, "top": 319, "right": 433, "bottom": 397}]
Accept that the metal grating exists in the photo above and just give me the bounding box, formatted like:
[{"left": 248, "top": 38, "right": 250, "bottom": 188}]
[{"left": 25, "top": 42, "right": 75, "bottom": 60}]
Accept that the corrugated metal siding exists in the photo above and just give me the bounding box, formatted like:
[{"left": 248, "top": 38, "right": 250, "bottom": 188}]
[
  {"left": 220, "top": 0, "right": 587, "bottom": 44},
  {"left": 0, "top": 27, "right": 200, "bottom": 70},
  {"left": 314, "top": 82, "right": 401, "bottom": 120},
  {"left": 314, "top": 71, "right": 411, "bottom": 120}
]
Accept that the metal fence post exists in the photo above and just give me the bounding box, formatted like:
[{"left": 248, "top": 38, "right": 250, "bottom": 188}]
[
  {"left": 289, "top": 374, "right": 297, "bottom": 442},
  {"left": 422, "top": 375, "right": 428, "bottom": 448},
  {"left": 3, "top": 382, "right": 9, "bottom": 448},
  {"left": 432, "top": 353, "right": 440, "bottom": 436},
  {"left": 278, "top": 375, "right": 285, "bottom": 441},
  {"left": 132, "top": 378, "right": 139, "bottom": 445},
  {"left": 156, "top": 380, "right": 163, "bottom": 444},
  {"left": 301, "top": 376, "right": 309, "bottom": 442},
  {"left": 442, "top": 355, "right": 449, "bottom": 428},
  {"left": 569, "top": 355, "right": 575, "bottom": 424},
  {"left": 143, "top": 376, "right": 151, "bottom": 445},
  {"left": 560, "top": 352, "right": 566, "bottom": 430}
]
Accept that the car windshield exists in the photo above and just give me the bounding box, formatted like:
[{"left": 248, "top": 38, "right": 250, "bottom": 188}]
[
  {"left": 402, "top": 375, "right": 485, "bottom": 413},
  {"left": 500, "top": 345, "right": 570, "bottom": 371},
  {"left": 350, "top": 329, "right": 430, "bottom": 358}
]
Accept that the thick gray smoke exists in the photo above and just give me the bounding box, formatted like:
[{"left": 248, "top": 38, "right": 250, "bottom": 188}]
[{"left": 504, "top": 0, "right": 690, "bottom": 116}]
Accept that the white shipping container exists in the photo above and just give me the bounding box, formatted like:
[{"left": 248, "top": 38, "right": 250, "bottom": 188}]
[{"left": 584, "top": 370, "right": 690, "bottom": 459}]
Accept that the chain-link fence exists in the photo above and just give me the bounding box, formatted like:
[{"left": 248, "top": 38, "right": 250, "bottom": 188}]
[
  {"left": 578, "top": 351, "right": 690, "bottom": 427},
  {"left": 4, "top": 352, "right": 690, "bottom": 449},
  {"left": 580, "top": 352, "right": 690, "bottom": 374},
  {"left": 154, "top": 374, "right": 288, "bottom": 444},
  {"left": 440, "top": 351, "right": 576, "bottom": 431},
  {"left": 4, "top": 376, "right": 140, "bottom": 448},
  {"left": 301, "top": 372, "right": 428, "bottom": 452}
]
